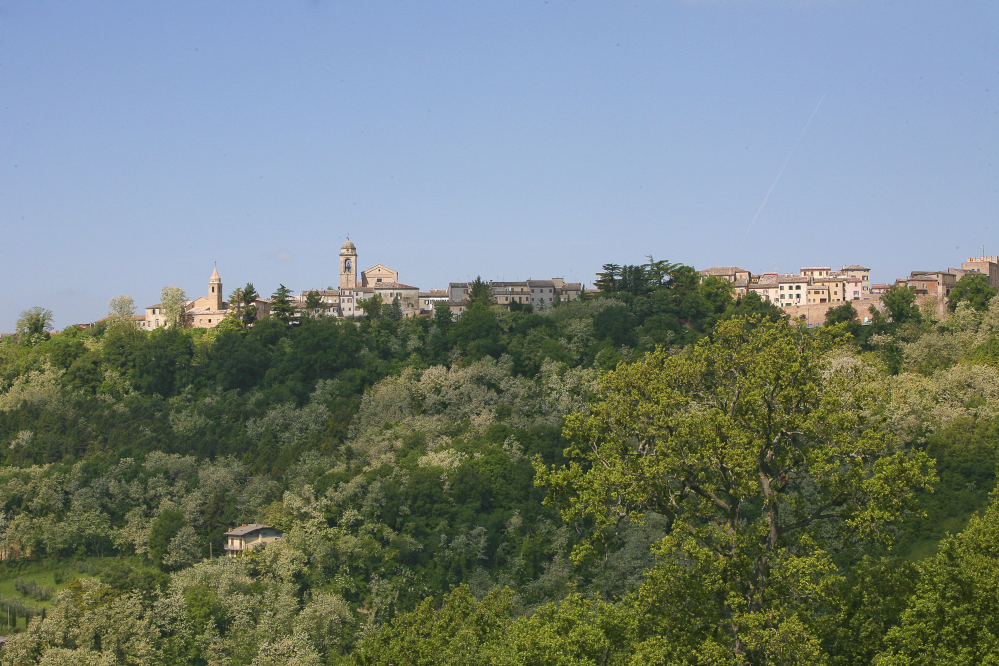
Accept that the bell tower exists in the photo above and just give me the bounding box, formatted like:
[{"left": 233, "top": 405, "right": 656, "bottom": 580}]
[
  {"left": 340, "top": 240, "right": 358, "bottom": 289},
  {"left": 209, "top": 265, "right": 224, "bottom": 311}
]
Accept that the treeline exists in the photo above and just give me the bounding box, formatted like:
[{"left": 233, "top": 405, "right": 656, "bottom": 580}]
[{"left": 0, "top": 258, "right": 996, "bottom": 663}]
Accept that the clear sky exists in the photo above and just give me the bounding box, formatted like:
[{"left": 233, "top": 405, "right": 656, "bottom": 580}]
[{"left": 2, "top": 0, "right": 996, "bottom": 331}]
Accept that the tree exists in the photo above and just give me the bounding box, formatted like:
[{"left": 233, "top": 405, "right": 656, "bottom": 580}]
[
  {"left": 160, "top": 286, "right": 189, "bottom": 328},
  {"left": 15, "top": 307, "right": 54, "bottom": 345},
  {"left": 147, "top": 509, "right": 186, "bottom": 568},
  {"left": 825, "top": 301, "right": 858, "bottom": 325},
  {"left": 882, "top": 284, "right": 921, "bottom": 323},
  {"left": 948, "top": 273, "right": 998, "bottom": 313},
  {"left": 303, "top": 290, "right": 328, "bottom": 318},
  {"left": 537, "top": 316, "right": 934, "bottom": 662},
  {"left": 595, "top": 264, "right": 622, "bottom": 293},
  {"left": 357, "top": 294, "right": 383, "bottom": 319},
  {"left": 227, "top": 286, "right": 245, "bottom": 323},
  {"left": 270, "top": 284, "right": 295, "bottom": 323},
  {"left": 466, "top": 276, "right": 495, "bottom": 306},
  {"left": 386, "top": 297, "right": 403, "bottom": 321},
  {"left": 875, "top": 494, "right": 999, "bottom": 665},
  {"left": 107, "top": 295, "right": 138, "bottom": 331},
  {"left": 240, "top": 283, "right": 259, "bottom": 326}
]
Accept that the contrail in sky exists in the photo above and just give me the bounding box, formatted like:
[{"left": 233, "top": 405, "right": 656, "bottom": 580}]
[{"left": 746, "top": 92, "right": 827, "bottom": 235}]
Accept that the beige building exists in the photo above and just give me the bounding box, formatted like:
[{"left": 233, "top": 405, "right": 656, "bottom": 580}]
[
  {"left": 961, "top": 256, "right": 999, "bottom": 289},
  {"left": 298, "top": 240, "right": 413, "bottom": 318},
  {"left": 142, "top": 267, "right": 270, "bottom": 330},
  {"left": 447, "top": 278, "right": 582, "bottom": 314},
  {"left": 840, "top": 265, "right": 871, "bottom": 293},
  {"left": 419, "top": 290, "right": 449, "bottom": 313},
  {"left": 223, "top": 523, "right": 283, "bottom": 557}
]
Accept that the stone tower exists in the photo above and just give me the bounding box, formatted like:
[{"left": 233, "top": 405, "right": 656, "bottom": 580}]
[
  {"left": 209, "top": 266, "right": 224, "bottom": 311},
  {"left": 340, "top": 240, "right": 358, "bottom": 289}
]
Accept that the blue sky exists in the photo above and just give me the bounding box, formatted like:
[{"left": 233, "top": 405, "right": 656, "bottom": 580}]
[{"left": 1, "top": 0, "right": 996, "bottom": 331}]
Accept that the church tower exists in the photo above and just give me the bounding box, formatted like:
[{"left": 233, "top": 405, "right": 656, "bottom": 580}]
[
  {"left": 340, "top": 240, "right": 358, "bottom": 289},
  {"left": 209, "top": 266, "right": 224, "bottom": 311}
]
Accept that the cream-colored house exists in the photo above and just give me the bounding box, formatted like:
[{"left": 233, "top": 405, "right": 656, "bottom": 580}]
[{"left": 223, "top": 523, "right": 283, "bottom": 557}]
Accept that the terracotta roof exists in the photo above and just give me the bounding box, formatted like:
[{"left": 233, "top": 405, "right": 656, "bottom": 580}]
[
  {"left": 420, "top": 290, "right": 449, "bottom": 297},
  {"left": 842, "top": 264, "right": 870, "bottom": 271}
]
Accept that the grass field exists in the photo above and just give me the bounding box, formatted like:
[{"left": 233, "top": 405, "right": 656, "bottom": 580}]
[{"left": 0, "top": 561, "right": 98, "bottom": 633}]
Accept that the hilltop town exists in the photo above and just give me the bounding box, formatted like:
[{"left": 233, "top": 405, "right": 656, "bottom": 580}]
[
  {"left": 11, "top": 244, "right": 996, "bottom": 336},
  {"left": 699, "top": 254, "right": 999, "bottom": 325}
]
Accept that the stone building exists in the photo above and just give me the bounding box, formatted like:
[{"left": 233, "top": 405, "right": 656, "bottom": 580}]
[
  {"left": 447, "top": 278, "right": 582, "bottom": 315},
  {"left": 142, "top": 267, "right": 269, "bottom": 330},
  {"left": 298, "top": 240, "right": 413, "bottom": 318}
]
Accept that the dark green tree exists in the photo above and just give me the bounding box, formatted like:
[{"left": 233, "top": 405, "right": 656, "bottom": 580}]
[
  {"left": 148, "top": 508, "right": 186, "bottom": 568},
  {"left": 240, "top": 283, "right": 260, "bottom": 326},
  {"left": 595, "top": 264, "right": 622, "bottom": 293},
  {"left": 882, "top": 284, "right": 921, "bottom": 323},
  {"left": 466, "top": 276, "right": 495, "bottom": 306},
  {"left": 269, "top": 284, "right": 296, "bottom": 323},
  {"left": 825, "top": 301, "right": 859, "bottom": 325},
  {"left": 948, "top": 273, "right": 997, "bottom": 313}
]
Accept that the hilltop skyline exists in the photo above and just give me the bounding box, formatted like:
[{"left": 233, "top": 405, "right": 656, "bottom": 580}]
[{"left": 2, "top": 1, "right": 996, "bottom": 331}]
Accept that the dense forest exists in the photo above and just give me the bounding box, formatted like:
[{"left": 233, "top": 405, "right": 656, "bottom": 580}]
[{"left": 0, "top": 261, "right": 998, "bottom": 665}]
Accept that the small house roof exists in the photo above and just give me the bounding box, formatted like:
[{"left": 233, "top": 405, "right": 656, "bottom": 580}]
[{"left": 224, "top": 523, "right": 281, "bottom": 537}]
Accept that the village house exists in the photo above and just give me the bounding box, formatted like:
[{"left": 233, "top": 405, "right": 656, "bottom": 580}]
[
  {"left": 223, "top": 523, "right": 283, "bottom": 557},
  {"left": 447, "top": 278, "right": 583, "bottom": 315}
]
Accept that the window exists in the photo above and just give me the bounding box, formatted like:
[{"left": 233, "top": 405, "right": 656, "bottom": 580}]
[
  {"left": 780, "top": 286, "right": 785, "bottom": 291},
  {"left": 796, "top": 285, "right": 802, "bottom": 290}
]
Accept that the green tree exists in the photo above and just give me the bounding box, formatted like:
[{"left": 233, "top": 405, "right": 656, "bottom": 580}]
[
  {"left": 386, "top": 297, "right": 403, "bottom": 321},
  {"left": 595, "top": 263, "right": 622, "bottom": 293},
  {"left": 882, "top": 284, "right": 921, "bottom": 323},
  {"left": 357, "top": 294, "right": 383, "bottom": 319},
  {"left": 14, "top": 307, "right": 54, "bottom": 345},
  {"left": 948, "top": 273, "right": 998, "bottom": 313},
  {"left": 537, "top": 316, "right": 935, "bottom": 662},
  {"left": 303, "top": 290, "right": 328, "bottom": 318},
  {"left": 875, "top": 494, "right": 999, "bottom": 665},
  {"left": 147, "top": 508, "right": 186, "bottom": 568},
  {"left": 270, "top": 284, "right": 295, "bottom": 323},
  {"left": 240, "top": 283, "right": 260, "bottom": 326},
  {"left": 160, "top": 285, "right": 189, "bottom": 328},
  {"left": 107, "top": 295, "right": 138, "bottom": 330},
  {"left": 466, "top": 276, "right": 495, "bottom": 306},
  {"left": 825, "top": 301, "right": 858, "bottom": 325}
]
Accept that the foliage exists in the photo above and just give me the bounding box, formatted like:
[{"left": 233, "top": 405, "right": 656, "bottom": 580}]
[
  {"left": 538, "top": 316, "right": 935, "bottom": 659},
  {"left": 0, "top": 256, "right": 996, "bottom": 662},
  {"left": 948, "top": 273, "right": 997, "bottom": 313},
  {"left": 15, "top": 307, "right": 54, "bottom": 345},
  {"left": 882, "top": 284, "right": 921, "bottom": 323},
  {"left": 875, "top": 493, "right": 999, "bottom": 665},
  {"left": 159, "top": 285, "right": 188, "bottom": 328}
]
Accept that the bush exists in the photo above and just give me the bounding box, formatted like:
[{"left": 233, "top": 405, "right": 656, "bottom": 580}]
[{"left": 13, "top": 578, "right": 54, "bottom": 601}]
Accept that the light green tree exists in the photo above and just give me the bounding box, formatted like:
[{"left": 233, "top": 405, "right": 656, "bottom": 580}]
[
  {"left": 106, "top": 295, "right": 138, "bottom": 330},
  {"left": 160, "top": 286, "right": 188, "bottom": 328},
  {"left": 536, "top": 316, "right": 935, "bottom": 663},
  {"left": 15, "top": 307, "right": 54, "bottom": 345}
]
